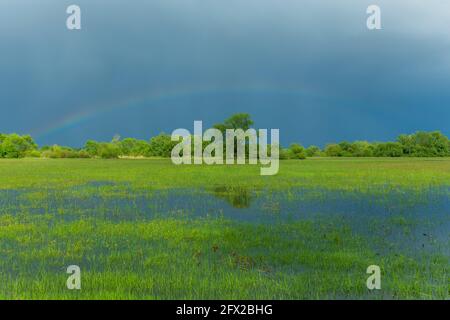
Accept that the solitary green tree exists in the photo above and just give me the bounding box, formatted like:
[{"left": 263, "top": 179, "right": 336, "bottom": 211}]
[{"left": 213, "top": 113, "right": 254, "bottom": 133}]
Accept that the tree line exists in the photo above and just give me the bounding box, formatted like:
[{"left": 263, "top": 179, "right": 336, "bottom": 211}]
[
  {"left": 1, "top": 114, "right": 449, "bottom": 159},
  {"left": 282, "top": 130, "right": 450, "bottom": 159}
]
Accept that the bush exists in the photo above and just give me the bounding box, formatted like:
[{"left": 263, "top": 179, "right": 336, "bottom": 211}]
[
  {"left": 280, "top": 144, "right": 306, "bottom": 160},
  {"left": 373, "top": 142, "right": 403, "bottom": 157},
  {"left": 98, "top": 143, "right": 120, "bottom": 159},
  {"left": 148, "top": 133, "right": 177, "bottom": 157},
  {"left": 305, "top": 145, "right": 321, "bottom": 157},
  {"left": 41, "top": 145, "right": 91, "bottom": 158},
  {"left": 351, "top": 141, "right": 374, "bottom": 157},
  {"left": 398, "top": 131, "right": 449, "bottom": 157},
  {"left": 0, "top": 134, "right": 38, "bottom": 158},
  {"left": 83, "top": 140, "right": 120, "bottom": 158},
  {"left": 25, "top": 150, "right": 41, "bottom": 158},
  {"left": 119, "top": 138, "right": 151, "bottom": 157},
  {"left": 325, "top": 144, "right": 343, "bottom": 157}
]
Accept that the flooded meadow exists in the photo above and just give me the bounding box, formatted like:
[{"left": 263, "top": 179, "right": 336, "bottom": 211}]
[{"left": 0, "top": 159, "right": 448, "bottom": 299}]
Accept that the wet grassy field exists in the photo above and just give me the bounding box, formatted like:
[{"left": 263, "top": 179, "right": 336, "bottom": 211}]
[{"left": 0, "top": 158, "right": 448, "bottom": 299}]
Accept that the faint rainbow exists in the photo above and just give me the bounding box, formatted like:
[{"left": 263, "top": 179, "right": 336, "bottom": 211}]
[{"left": 32, "top": 83, "right": 310, "bottom": 140}]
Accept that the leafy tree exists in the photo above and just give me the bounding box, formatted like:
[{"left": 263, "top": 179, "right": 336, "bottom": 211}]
[
  {"left": 397, "top": 131, "right": 449, "bottom": 157},
  {"left": 325, "top": 144, "right": 343, "bottom": 157},
  {"left": 119, "top": 138, "right": 151, "bottom": 157},
  {"left": 213, "top": 113, "right": 254, "bottom": 133},
  {"left": 279, "top": 144, "right": 306, "bottom": 160},
  {"left": 98, "top": 143, "right": 120, "bottom": 159},
  {"left": 419, "top": 131, "right": 448, "bottom": 156},
  {"left": 397, "top": 134, "right": 415, "bottom": 156},
  {"left": 289, "top": 143, "right": 306, "bottom": 159},
  {"left": 83, "top": 140, "right": 120, "bottom": 159},
  {"left": 148, "top": 133, "right": 177, "bottom": 157},
  {"left": 213, "top": 113, "right": 255, "bottom": 160},
  {"left": 0, "top": 134, "right": 37, "bottom": 158},
  {"left": 41, "top": 145, "right": 90, "bottom": 158},
  {"left": 351, "top": 141, "right": 374, "bottom": 157},
  {"left": 305, "top": 145, "right": 321, "bottom": 157},
  {"left": 373, "top": 142, "right": 403, "bottom": 157},
  {"left": 120, "top": 138, "right": 137, "bottom": 156},
  {"left": 85, "top": 140, "right": 100, "bottom": 157},
  {"left": 337, "top": 141, "right": 354, "bottom": 157},
  {"left": 25, "top": 150, "right": 41, "bottom": 158}
]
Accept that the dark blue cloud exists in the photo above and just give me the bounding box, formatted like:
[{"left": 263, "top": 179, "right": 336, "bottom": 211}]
[{"left": 0, "top": 0, "right": 449, "bottom": 147}]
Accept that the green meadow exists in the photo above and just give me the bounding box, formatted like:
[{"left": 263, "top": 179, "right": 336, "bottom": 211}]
[{"left": 0, "top": 158, "right": 449, "bottom": 299}]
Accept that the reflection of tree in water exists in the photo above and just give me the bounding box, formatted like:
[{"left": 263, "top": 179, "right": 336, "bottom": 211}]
[{"left": 213, "top": 186, "right": 253, "bottom": 209}]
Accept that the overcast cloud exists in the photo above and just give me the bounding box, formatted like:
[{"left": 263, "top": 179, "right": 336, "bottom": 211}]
[{"left": 0, "top": 0, "right": 449, "bottom": 146}]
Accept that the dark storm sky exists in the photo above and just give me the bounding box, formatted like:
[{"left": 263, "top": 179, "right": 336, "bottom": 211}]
[{"left": 0, "top": 0, "right": 449, "bottom": 147}]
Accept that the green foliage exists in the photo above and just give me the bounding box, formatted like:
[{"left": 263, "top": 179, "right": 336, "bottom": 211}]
[
  {"left": 323, "top": 141, "right": 374, "bottom": 157},
  {"left": 280, "top": 143, "right": 306, "bottom": 160},
  {"left": 351, "top": 141, "right": 374, "bottom": 157},
  {"left": 0, "top": 134, "right": 37, "bottom": 158},
  {"left": 83, "top": 140, "right": 121, "bottom": 159},
  {"left": 397, "top": 131, "right": 449, "bottom": 157},
  {"left": 24, "top": 150, "right": 42, "bottom": 158},
  {"left": 373, "top": 142, "right": 404, "bottom": 157},
  {"left": 338, "top": 142, "right": 354, "bottom": 157},
  {"left": 289, "top": 143, "right": 306, "bottom": 159},
  {"left": 1, "top": 117, "right": 449, "bottom": 160},
  {"left": 319, "top": 131, "right": 449, "bottom": 158},
  {"left": 213, "top": 113, "right": 254, "bottom": 133},
  {"left": 305, "top": 145, "right": 321, "bottom": 157},
  {"left": 98, "top": 143, "right": 121, "bottom": 159},
  {"left": 212, "top": 113, "right": 260, "bottom": 160},
  {"left": 41, "top": 145, "right": 90, "bottom": 159},
  {"left": 148, "top": 133, "right": 177, "bottom": 157},
  {"left": 325, "top": 144, "right": 343, "bottom": 157},
  {"left": 119, "top": 138, "right": 151, "bottom": 157},
  {"left": 85, "top": 140, "right": 100, "bottom": 157},
  {"left": 83, "top": 135, "right": 174, "bottom": 159}
]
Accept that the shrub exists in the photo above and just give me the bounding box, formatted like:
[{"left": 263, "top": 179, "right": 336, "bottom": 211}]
[
  {"left": 98, "top": 143, "right": 121, "bottom": 159},
  {"left": 0, "top": 134, "right": 38, "bottom": 158},
  {"left": 280, "top": 144, "right": 306, "bottom": 160},
  {"left": 325, "top": 144, "right": 343, "bottom": 157},
  {"left": 305, "top": 145, "right": 321, "bottom": 157},
  {"left": 373, "top": 142, "right": 403, "bottom": 157},
  {"left": 148, "top": 133, "right": 177, "bottom": 157},
  {"left": 25, "top": 150, "right": 41, "bottom": 158}
]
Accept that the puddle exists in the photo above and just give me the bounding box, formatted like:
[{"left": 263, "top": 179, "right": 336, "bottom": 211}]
[{"left": 0, "top": 184, "right": 448, "bottom": 256}]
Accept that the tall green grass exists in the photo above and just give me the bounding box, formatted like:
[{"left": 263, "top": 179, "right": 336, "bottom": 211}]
[{"left": 0, "top": 158, "right": 448, "bottom": 299}]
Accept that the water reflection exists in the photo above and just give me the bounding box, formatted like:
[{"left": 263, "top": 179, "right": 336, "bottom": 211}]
[
  {"left": 213, "top": 186, "right": 253, "bottom": 209},
  {"left": 1, "top": 183, "right": 448, "bottom": 256}
]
